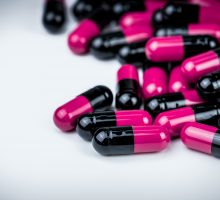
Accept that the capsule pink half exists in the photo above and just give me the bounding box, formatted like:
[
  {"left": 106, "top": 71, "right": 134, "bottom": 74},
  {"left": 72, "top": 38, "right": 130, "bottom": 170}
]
[{"left": 117, "top": 64, "right": 139, "bottom": 82}]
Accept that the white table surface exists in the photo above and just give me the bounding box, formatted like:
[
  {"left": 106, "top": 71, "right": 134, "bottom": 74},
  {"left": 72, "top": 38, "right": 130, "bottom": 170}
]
[{"left": 1, "top": 1, "right": 220, "bottom": 200}]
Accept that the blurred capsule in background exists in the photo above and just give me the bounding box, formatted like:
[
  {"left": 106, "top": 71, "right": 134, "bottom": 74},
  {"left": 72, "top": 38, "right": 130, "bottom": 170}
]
[
  {"left": 116, "top": 65, "right": 142, "bottom": 110},
  {"left": 92, "top": 126, "right": 170, "bottom": 156},
  {"left": 144, "top": 90, "right": 204, "bottom": 118},
  {"left": 142, "top": 65, "right": 168, "bottom": 99},
  {"left": 53, "top": 85, "right": 113, "bottom": 132},
  {"left": 181, "top": 48, "right": 220, "bottom": 83},
  {"left": 153, "top": 2, "right": 220, "bottom": 27},
  {"left": 42, "top": 0, "right": 67, "bottom": 33},
  {"left": 181, "top": 122, "right": 220, "bottom": 158},
  {"left": 155, "top": 103, "right": 220, "bottom": 138},
  {"left": 146, "top": 35, "right": 219, "bottom": 62},
  {"left": 154, "top": 24, "right": 220, "bottom": 42},
  {"left": 90, "top": 26, "right": 152, "bottom": 60},
  {"left": 197, "top": 71, "right": 220, "bottom": 100},
  {"left": 77, "top": 110, "right": 152, "bottom": 141},
  {"left": 169, "top": 66, "right": 191, "bottom": 93}
]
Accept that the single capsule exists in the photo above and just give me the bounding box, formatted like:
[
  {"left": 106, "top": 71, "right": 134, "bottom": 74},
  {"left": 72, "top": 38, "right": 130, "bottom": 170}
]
[
  {"left": 53, "top": 85, "right": 113, "bottom": 132},
  {"left": 92, "top": 126, "right": 170, "bottom": 156},
  {"left": 42, "top": 0, "right": 67, "bottom": 33},
  {"left": 197, "top": 71, "right": 220, "bottom": 100},
  {"left": 77, "top": 110, "right": 152, "bottom": 141},
  {"left": 116, "top": 64, "right": 142, "bottom": 110},
  {"left": 169, "top": 66, "right": 191, "bottom": 93},
  {"left": 153, "top": 2, "right": 220, "bottom": 27},
  {"left": 119, "top": 1, "right": 166, "bottom": 29},
  {"left": 181, "top": 122, "right": 220, "bottom": 158},
  {"left": 155, "top": 103, "right": 220, "bottom": 138},
  {"left": 117, "top": 39, "right": 148, "bottom": 67},
  {"left": 146, "top": 35, "right": 219, "bottom": 62},
  {"left": 90, "top": 26, "right": 152, "bottom": 60},
  {"left": 144, "top": 90, "right": 204, "bottom": 117},
  {"left": 68, "top": 4, "right": 112, "bottom": 54},
  {"left": 181, "top": 48, "right": 220, "bottom": 83},
  {"left": 143, "top": 66, "right": 168, "bottom": 99},
  {"left": 154, "top": 24, "right": 220, "bottom": 42}
]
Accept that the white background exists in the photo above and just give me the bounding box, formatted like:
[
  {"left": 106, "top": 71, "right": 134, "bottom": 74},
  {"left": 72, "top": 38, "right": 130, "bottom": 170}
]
[{"left": 1, "top": 1, "right": 220, "bottom": 200}]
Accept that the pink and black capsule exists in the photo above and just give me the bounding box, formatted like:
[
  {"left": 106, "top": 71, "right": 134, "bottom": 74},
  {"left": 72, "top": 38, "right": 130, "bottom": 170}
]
[
  {"left": 146, "top": 35, "right": 219, "bottom": 62},
  {"left": 181, "top": 48, "right": 220, "bottom": 83},
  {"left": 155, "top": 103, "right": 220, "bottom": 138},
  {"left": 154, "top": 24, "right": 220, "bottom": 41},
  {"left": 197, "top": 71, "right": 220, "bottom": 101},
  {"left": 92, "top": 126, "right": 170, "bottom": 156},
  {"left": 53, "top": 85, "right": 113, "bottom": 132},
  {"left": 116, "top": 65, "right": 142, "bottom": 110},
  {"left": 144, "top": 90, "right": 204, "bottom": 117},
  {"left": 42, "top": 0, "right": 67, "bottom": 33},
  {"left": 153, "top": 2, "right": 220, "bottom": 27},
  {"left": 181, "top": 122, "right": 220, "bottom": 158},
  {"left": 76, "top": 110, "right": 152, "bottom": 141}
]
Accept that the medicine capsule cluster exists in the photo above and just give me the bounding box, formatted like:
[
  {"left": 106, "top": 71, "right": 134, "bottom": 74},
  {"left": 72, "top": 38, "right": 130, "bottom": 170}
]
[{"left": 44, "top": 0, "right": 220, "bottom": 157}]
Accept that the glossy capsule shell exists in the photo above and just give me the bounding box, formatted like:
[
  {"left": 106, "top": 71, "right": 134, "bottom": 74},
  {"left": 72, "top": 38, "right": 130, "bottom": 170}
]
[
  {"left": 145, "top": 35, "right": 219, "bottom": 62},
  {"left": 155, "top": 103, "right": 220, "bottom": 138},
  {"left": 90, "top": 26, "right": 152, "bottom": 60},
  {"left": 154, "top": 24, "right": 220, "bottom": 42},
  {"left": 116, "top": 64, "right": 142, "bottom": 110},
  {"left": 42, "top": 0, "right": 66, "bottom": 33},
  {"left": 77, "top": 110, "right": 152, "bottom": 141},
  {"left": 143, "top": 66, "right": 168, "bottom": 99},
  {"left": 181, "top": 122, "right": 220, "bottom": 158},
  {"left": 181, "top": 48, "right": 220, "bottom": 83},
  {"left": 197, "top": 70, "right": 220, "bottom": 100},
  {"left": 92, "top": 126, "right": 170, "bottom": 156},
  {"left": 153, "top": 2, "right": 220, "bottom": 27},
  {"left": 53, "top": 85, "right": 113, "bottom": 132},
  {"left": 168, "top": 66, "right": 191, "bottom": 93},
  {"left": 144, "top": 90, "right": 204, "bottom": 117}
]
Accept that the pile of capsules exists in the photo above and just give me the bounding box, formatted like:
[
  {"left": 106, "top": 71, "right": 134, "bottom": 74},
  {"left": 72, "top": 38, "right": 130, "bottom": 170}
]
[{"left": 43, "top": 0, "right": 220, "bottom": 157}]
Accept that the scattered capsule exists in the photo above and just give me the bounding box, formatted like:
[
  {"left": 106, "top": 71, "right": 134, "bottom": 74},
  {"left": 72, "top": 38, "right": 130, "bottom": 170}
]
[
  {"left": 77, "top": 110, "right": 152, "bottom": 141},
  {"left": 181, "top": 122, "right": 220, "bottom": 158},
  {"left": 92, "top": 126, "right": 170, "bottom": 156},
  {"left": 90, "top": 26, "right": 152, "bottom": 60},
  {"left": 143, "top": 66, "right": 168, "bottom": 99},
  {"left": 181, "top": 48, "right": 220, "bottom": 83},
  {"left": 155, "top": 103, "right": 220, "bottom": 138},
  {"left": 144, "top": 90, "right": 204, "bottom": 117},
  {"left": 153, "top": 2, "right": 220, "bottom": 27},
  {"left": 53, "top": 85, "right": 113, "bottom": 132},
  {"left": 116, "top": 65, "right": 142, "bottom": 110},
  {"left": 169, "top": 66, "right": 191, "bottom": 93},
  {"left": 154, "top": 24, "right": 220, "bottom": 42},
  {"left": 146, "top": 35, "right": 219, "bottom": 62},
  {"left": 42, "top": 0, "right": 67, "bottom": 33},
  {"left": 197, "top": 71, "right": 220, "bottom": 100}
]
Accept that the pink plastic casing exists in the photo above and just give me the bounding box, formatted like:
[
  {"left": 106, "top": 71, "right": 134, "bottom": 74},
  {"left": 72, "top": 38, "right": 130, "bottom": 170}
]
[
  {"left": 181, "top": 122, "right": 217, "bottom": 154},
  {"left": 168, "top": 66, "right": 191, "bottom": 93},
  {"left": 199, "top": 6, "right": 220, "bottom": 24},
  {"left": 188, "top": 24, "right": 220, "bottom": 41},
  {"left": 133, "top": 126, "right": 170, "bottom": 153},
  {"left": 119, "top": 12, "right": 151, "bottom": 30},
  {"left": 182, "top": 90, "right": 204, "bottom": 106},
  {"left": 145, "top": 36, "right": 185, "bottom": 62},
  {"left": 68, "top": 19, "right": 100, "bottom": 54},
  {"left": 122, "top": 26, "right": 153, "bottom": 44},
  {"left": 116, "top": 110, "right": 152, "bottom": 126},
  {"left": 145, "top": 1, "right": 166, "bottom": 12},
  {"left": 53, "top": 96, "right": 93, "bottom": 131},
  {"left": 143, "top": 67, "right": 168, "bottom": 99},
  {"left": 154, "top": 107, "right": 196, "bottom": 138},
  {"left": 181, "top": 50, "right": 220, "bottom": 83},
  {"left": 117, "top": 64, "right": 139, "bottom": 83}
]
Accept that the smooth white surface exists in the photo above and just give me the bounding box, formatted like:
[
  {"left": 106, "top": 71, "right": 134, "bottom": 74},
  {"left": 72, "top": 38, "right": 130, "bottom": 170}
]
[{"left": 1, "top": 1, "right": 220, "bottom": 200}]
